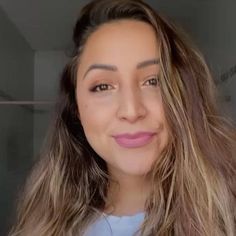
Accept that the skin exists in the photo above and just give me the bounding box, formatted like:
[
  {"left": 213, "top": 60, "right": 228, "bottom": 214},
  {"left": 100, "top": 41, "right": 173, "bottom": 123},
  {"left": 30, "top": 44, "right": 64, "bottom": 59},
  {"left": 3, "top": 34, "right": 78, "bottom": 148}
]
[{"left": 76, "top": 20, "right": 169, "bottom": 215}]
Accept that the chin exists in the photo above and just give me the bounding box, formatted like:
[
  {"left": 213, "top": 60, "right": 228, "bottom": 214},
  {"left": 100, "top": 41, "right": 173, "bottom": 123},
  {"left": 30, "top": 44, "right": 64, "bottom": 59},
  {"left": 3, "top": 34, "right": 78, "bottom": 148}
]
[{"left": 118, "top": 162, "right": 153, "bottom": 177}]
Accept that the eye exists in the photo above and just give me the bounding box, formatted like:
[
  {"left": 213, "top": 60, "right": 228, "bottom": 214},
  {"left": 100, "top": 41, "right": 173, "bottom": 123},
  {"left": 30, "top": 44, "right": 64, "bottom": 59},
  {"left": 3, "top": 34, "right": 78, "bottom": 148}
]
[
  {"left": 143, "top": 76, "right": 159, "bottom": 87},
  {"left": 90, "top": 83, "right": 113, "bottom": 92}
]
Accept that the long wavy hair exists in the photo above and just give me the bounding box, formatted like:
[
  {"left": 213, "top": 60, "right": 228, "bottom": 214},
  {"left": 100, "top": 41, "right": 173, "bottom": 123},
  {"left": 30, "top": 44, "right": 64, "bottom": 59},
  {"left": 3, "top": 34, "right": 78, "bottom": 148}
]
[{"left": 10, "top": 0, "right": 236, "bottom": 235}]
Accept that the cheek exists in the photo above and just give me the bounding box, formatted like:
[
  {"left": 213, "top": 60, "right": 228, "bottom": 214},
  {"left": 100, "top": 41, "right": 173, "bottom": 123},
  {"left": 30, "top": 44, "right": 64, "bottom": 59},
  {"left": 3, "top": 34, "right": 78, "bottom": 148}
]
[
  {"left": 78, "top": 103, "right": 93, "bottom": 130},
  {"left": 77, "top": 99, "right": 112, "bottom": 161},
  {"left": 145, "top": 90, "right": 165, "bottom": 118},
  {"left": 147, "top": 92, "right": 169, "bottom": 140},
  {"left": 77, "top": 89, "right": 116, "bottom": 123},
  {"left": 77, "top": 97, "right": 109, "bottom": 137}
]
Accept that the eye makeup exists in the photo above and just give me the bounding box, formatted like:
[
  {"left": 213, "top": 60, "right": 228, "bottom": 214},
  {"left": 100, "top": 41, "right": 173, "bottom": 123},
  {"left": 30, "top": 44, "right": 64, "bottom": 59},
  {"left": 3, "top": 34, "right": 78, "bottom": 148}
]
[
  {"left": 142, "top": 75, "right": 159, "bottom": 87},
  {"left": 88, "top": 73, "right": 160, "bottom": 93},
  {"left": 89, "top": 83, "right": 114, "bottom": 92}
]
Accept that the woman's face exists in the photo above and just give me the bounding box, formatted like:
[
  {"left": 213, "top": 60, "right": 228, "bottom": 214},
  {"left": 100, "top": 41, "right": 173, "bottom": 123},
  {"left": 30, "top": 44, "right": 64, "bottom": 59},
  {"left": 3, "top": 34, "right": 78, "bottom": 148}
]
[{"left": 76, "top": 20, "right": 169, "bottom": 178}]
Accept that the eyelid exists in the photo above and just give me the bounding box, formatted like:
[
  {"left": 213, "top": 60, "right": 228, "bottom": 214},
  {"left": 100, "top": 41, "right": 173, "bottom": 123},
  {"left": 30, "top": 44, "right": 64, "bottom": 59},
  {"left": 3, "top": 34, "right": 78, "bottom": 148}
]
[
  {"left": 142, "top": 75, "right": 159, "bottom": 85},
  {"left": 89, "top": 83, "right": 114, "bottom": 92},
  {"left": 89, "top": 74, "right": 159, "bottom": 92}
]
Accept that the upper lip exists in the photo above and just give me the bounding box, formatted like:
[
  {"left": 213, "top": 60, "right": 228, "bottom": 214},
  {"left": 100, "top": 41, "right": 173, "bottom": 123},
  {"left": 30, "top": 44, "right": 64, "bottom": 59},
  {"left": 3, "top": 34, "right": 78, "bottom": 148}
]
[{"left": 112, "top": 131, "right": 156, "bottom": 139}]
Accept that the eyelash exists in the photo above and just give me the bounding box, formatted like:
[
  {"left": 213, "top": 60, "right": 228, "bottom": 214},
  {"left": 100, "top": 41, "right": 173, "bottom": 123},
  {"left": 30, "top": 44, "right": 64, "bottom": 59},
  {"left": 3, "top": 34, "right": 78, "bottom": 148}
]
[
  {"left": 89, "top": 76, "right": 159, "bottom": 93},
  {"left": 89, "top": 84, "right": 113, "bottom": 92},
  {"left": 143, "top": 77, "right": 159, "bottom": 86}
]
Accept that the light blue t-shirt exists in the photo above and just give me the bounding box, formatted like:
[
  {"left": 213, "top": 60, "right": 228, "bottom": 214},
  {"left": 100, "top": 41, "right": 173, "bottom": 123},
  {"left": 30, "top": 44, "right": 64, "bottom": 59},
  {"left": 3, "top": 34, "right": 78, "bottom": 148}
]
[{"left": 84, "top": 212, "right": 145, "bottom": 236}]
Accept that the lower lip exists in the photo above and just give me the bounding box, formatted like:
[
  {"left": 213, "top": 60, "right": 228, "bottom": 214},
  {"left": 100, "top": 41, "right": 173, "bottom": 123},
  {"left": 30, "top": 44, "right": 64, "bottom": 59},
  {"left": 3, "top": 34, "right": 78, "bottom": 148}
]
[{"left": 113, "top": 134, "right": 156, "bottom": 148}]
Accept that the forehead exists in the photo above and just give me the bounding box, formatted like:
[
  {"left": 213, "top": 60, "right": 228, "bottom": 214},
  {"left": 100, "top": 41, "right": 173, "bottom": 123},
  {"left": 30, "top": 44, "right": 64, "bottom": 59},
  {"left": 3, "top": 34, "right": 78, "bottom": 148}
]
[{"left": 78, "top": 20, "right": 160, "bottom": 74}]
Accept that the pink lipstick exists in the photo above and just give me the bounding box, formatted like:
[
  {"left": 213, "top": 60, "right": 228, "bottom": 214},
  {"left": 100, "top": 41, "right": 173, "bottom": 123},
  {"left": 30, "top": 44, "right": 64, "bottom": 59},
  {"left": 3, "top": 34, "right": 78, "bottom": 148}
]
[{"left": 112, "top": 132, "right": 156, "bottom": 148}]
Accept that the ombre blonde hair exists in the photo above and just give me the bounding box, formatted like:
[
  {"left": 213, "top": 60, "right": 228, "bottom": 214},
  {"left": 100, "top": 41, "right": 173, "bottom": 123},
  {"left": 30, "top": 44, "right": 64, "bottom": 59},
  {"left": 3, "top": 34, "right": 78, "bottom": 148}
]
[{"left": 10, "top": 0, "right": 236, "bottom": 235}]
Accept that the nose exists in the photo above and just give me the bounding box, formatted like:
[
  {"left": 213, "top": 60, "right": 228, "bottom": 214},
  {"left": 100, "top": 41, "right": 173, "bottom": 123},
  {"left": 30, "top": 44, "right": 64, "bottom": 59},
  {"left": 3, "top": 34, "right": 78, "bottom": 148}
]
[{"left": 116, "top": 86, "right": 147, "bottom": 123}]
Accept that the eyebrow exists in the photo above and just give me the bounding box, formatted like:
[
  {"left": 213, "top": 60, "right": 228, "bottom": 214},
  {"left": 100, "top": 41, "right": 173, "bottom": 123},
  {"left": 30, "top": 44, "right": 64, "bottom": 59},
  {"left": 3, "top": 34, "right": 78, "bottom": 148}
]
[{"left": 83, "top": 58, "right": 160, "bottom": 79}]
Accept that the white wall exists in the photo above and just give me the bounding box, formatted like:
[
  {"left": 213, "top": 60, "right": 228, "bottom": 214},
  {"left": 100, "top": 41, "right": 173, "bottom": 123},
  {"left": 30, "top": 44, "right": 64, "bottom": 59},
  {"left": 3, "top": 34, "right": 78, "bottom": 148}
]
[
  {"left": 33, "top": 50, "right": 69, "bottom": 157},
  {"left": 0, "top": 6, "right": 34, "bottom": 235},
  {"left": 212, "top": 1, "right": 236, "bottom": 121},
  {"left": 153, "top": 0, "right": 236, "bottom": 121}
]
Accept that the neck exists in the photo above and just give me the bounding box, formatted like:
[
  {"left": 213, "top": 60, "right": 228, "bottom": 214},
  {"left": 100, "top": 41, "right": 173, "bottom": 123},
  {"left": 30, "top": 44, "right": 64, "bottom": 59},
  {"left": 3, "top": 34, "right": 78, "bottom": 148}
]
[{"left": 105, "top": 171, "right": 151, "bottom": 216}]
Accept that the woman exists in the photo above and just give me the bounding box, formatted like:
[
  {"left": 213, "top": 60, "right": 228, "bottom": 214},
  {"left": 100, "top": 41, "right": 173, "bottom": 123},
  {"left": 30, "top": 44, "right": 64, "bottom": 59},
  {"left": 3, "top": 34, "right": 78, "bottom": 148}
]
[{"left": 10, "top": 0, "right": 236, "bottom": 235}]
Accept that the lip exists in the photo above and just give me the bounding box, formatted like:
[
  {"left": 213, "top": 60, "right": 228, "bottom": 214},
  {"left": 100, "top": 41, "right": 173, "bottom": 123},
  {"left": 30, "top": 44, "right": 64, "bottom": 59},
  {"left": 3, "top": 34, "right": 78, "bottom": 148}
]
[{"left": 112, "top": 131, "right": 156, "bottom": 148}]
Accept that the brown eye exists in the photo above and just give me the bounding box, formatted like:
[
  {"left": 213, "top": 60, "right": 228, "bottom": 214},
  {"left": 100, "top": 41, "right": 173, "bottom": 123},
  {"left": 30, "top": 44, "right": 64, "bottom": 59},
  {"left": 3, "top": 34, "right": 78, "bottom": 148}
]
[
  {"left": 143, "top": 77, "right": 159, "bottom": 86},
  {"left": 90, "top": 84, "right": 113, "bottom": 92}
]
